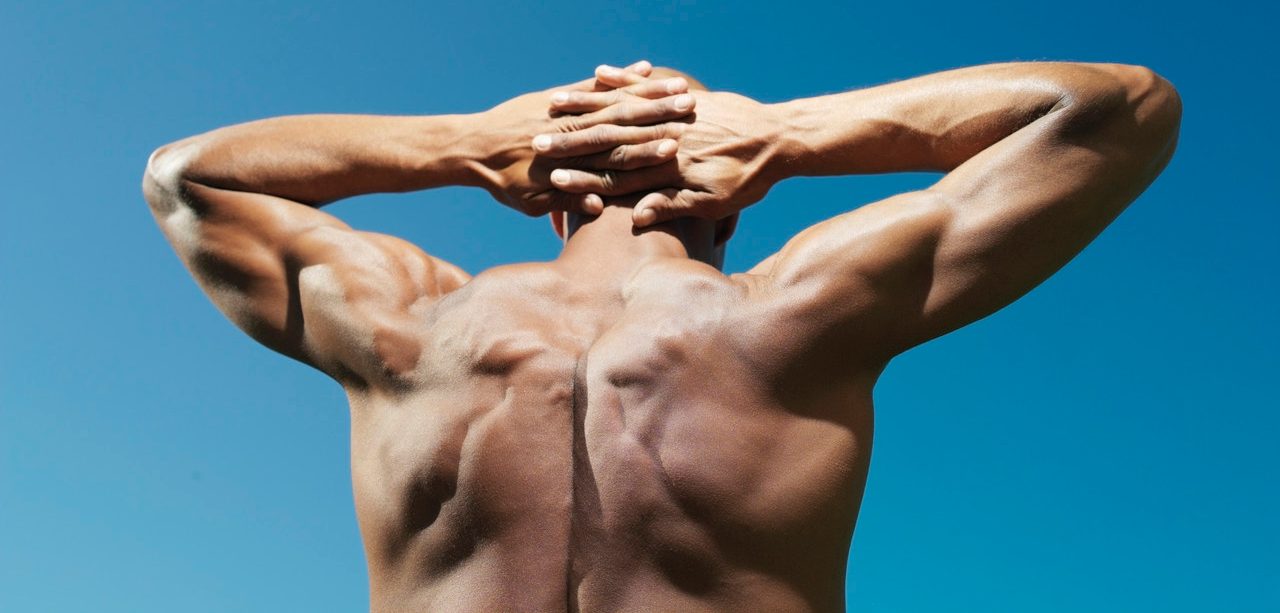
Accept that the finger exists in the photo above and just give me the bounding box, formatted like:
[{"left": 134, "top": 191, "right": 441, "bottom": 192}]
[
  {"left": 524, "top": 190, "right": 605, "bottom": 216},
  {"left": 549, "top": 78, "right": 689, "bottom": 113},
  {"left": 533, "top": 123, "right": 687, "bottom": 158},
  {"left": 590, "top": 61, "right": 652, "bottom": 92},
  {"left": 550, "top": 90, "right": 624, "bottom": 114},
  {"left": 562, "top": 139, "right": 679, "bottom": 171},
  {"left": 548, "top": 164, "right": 678, "bottom": 197},
  {"left": 550, "top": 93, "right": 693, "bottom": 133},
  {"left": 623, "top": 60, "right": 653, "bottom": 76},
  {"left": 633, "top": 189, "right": 701, "bottom": 227},
  {"left": 565, "top": 61, "right": 648, "bottom": 93},
  {"left": 563, "top": 76, "right": 602, "bottom": 92},
  {"left": 589, "top": 93, "right": 694, "bottom": 127},
  {"left": 624, "top": 76, "right": 688, "bottom": 99},
  {"left": 554, "top": 92, "right": 694, "bottom": 124},
  {"left": 595, "top": 64, "right": 649, "bottom": 88}
]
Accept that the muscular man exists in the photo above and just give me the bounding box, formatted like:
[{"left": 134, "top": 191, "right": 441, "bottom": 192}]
[{"left": 142, "top": 60, "right": 1181, "bottom": 612}]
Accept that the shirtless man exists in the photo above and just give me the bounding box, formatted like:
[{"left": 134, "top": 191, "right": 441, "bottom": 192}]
[{"left": 142, "top": 60, "right": 1181, "bottom": 612}]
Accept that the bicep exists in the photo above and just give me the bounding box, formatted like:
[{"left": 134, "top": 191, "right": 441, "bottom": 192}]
[
  {"left": 758, "top": 190, "right": 953, "bottom": 360},
  {"left": 917, "top": 66, "right": 1178, "bottom": 345},
  {"left": 145, "top": 177, "right": 466, "bottom": 380},
  {"left": 760, "top": 66, "right": 1179, "bottom": 356}
]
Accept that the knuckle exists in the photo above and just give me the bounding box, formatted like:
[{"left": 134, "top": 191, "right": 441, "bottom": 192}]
[
  {"left": 608, "top": 146, "right": 629, "bottom": 168},
  {"left": 587, "top": 125, "right": 613, "bottom": 148},
  {"left": 619, "top": 104, "right": 638, "bottom": 123},
  {"left": 623, "top": 102, "right": 647, "bottom": 123},
  {"left": 599, "top": 170, "right": 618, "bottom": 192},
  {"left": 560, "top": 133, "right": 586, "bottom": 153},
  {"left": 555, "top": 118, "right": 582, "bottom": 134}
]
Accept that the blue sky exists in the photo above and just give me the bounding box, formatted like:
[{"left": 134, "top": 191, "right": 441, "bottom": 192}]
[{"left": 2, "top": 1, "right": 1276, "bottom": 611}]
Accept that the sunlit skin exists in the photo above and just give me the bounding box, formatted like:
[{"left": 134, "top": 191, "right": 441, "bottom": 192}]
[{"left": 143, "top": 60, "right": 1180, "bottom": 612}]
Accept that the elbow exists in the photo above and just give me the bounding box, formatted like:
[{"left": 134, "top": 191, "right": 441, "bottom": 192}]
[
  {"left": 1093, "top": 64, "right": 1183, "bottom": 174},
  {"left": 1110, "top": 64, "right": 1182, "bottom": 135},
  {"left": 1118, "top": 66, "right": 1183, "bottom": 169},
  {"left": 1057, "top": 63, "right": 1182, "bottom": 151},
  {"left": 144, "top": 142, "right": 189, "bottom": 191},
  {"left": 142, "top": 140, "right": 198, "bottom": 214}
]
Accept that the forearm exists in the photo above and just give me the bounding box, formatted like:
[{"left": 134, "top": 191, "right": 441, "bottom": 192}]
[
  {"left": 770, "top": 62, "right": 1132, "bottom": 177},
  {"left": 150, "top": 113, "right": 489, "bottom": 206}
]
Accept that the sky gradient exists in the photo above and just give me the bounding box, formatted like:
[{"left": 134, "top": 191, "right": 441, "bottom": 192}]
[{"left": 2, "top": 1, "right": 1277, "bottom": 611}]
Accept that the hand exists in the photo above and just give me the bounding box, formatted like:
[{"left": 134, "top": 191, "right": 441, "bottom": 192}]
[
  {"left": 544, "top": 75, "right": 788, "bottom": 227},
  {"left": 473, "top": 61, "right": 697, "bottom": 217}
]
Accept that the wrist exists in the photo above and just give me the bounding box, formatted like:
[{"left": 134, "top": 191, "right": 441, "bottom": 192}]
[
  {"left": 412, "top": 113, "right": 496, "bottom": 190},
  {"left": 767, "top": 98, "right": 828, "bottom": 179},
  {"left": 461, "top": 106, "right": 546, "bottom": 197},
  {"left": 757, "top": 100, "right": 808, "bottom": 181}
]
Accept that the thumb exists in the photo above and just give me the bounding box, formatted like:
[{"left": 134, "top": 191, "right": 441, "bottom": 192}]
[{"left": 633, "top": 189, "right": 698, "bottom": 227}]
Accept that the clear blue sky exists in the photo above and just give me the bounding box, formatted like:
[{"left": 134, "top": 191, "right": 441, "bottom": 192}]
[{"left": 2, "top": 1, "right": 1276, "bottom": 611}]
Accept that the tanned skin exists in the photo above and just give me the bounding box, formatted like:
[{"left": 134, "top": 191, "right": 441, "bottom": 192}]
[{"left": 143, "top": 61, "right": 1181, "bottom": 612}]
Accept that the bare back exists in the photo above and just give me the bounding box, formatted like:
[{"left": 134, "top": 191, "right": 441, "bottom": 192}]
[
  {"left": 143, "top": 61, "right": 1179, "bottom": 613},
  {"left": 346, "top": 256, "right": 872, "bottom": 612}
]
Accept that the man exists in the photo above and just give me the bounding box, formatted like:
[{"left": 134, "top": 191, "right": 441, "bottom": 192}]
[{"left": 142, "top": 60, "right": 1181, "bottom": 612}]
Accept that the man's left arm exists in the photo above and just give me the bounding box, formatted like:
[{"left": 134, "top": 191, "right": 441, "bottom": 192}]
[{"left": 142, "top": 70, "right": 694, "bottom": 383}]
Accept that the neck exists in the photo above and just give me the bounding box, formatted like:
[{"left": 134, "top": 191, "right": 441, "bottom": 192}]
[{"left": 557, "top": 206, "right": 718, "bottom": 281}]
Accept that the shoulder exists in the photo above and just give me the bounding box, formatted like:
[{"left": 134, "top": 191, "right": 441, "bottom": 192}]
[
  {"left": 632, "top": 258, "right": 741, "bottom": 296},
  {"left": 426, "top": 262, "right": 571, "bottom": 334},
  {"left": 450, "top": 262, "right": 568, "bottom": 302}
]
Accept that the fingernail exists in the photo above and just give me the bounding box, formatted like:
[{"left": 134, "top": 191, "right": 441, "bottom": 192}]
[
  {"left": 586, "top": 194, "right": 603, "bottom": 213},
  {"left": 636, "top": 208, "right": 657, "bottom": 226},
  {"left": 657, "top": 140, "right": 677, "bottom": 156},
  {"left": 635, "top": 60, "right": 652, "bottom": 72},
  {"left": 674, "top": 94, "right": 693, "bottom": 111},
  {"left": 533, "top": 135, "right": 553, "bottom": 151},
  {"left": 552, "top": 92, "right": 570, "bottom": 105},
  {"left": 551, "top": 169, "right": 570, "bottom": 184},
  {"left": 666, "top": 78, "right": 687, "bottom": 94}
]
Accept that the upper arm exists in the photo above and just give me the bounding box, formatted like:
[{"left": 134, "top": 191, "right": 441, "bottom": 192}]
[
  {"left": 143, "top": 149, "right": 469, "bottom": 383},
  {"left": 758, "top": 64, "right": 1181, "bottom": 359}
]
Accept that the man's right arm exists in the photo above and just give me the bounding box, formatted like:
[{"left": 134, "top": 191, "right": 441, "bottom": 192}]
[
  {"left": 756, "top": 62, "right": 1182, "bottom": 359},
  {"left": 548, "top": 62, "right": 1182, "bottom": 362}
]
